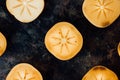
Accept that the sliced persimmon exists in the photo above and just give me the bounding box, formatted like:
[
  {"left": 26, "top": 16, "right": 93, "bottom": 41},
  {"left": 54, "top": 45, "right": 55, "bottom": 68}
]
[
  {"left": 45, "top": 22, "right": 83, "bottom": 60},
  {"left": 82, "top": 66, "right": 118, "bottom": 80},
  {"left": 0, "top": 32, "right": 7, "bottom": 56},
  {"left": 6, "top": 63, "right": 43, "bottom": 80},
  {"left": 82, "top": 0, "right": 120, "bottom": 28},
  {"left": 6, "top": 0, "right": 45, "bottom": 23},
  {"left": 117, "top": 42, "right": 120, "bottom": 56}
]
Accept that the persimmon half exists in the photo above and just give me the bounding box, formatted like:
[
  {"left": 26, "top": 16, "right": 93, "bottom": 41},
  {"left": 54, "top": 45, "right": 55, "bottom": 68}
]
[
  {"left": 6, "top": 0, "right": 45, "bottom": 23},
  {"left": 0, "top": 32, "right": 7, "bottom": 56},
  {"left": 82, "top": 0, "right": 120, "bottom": 28},
  {"left": 82, "top": 66, "right": 118, "bottom": 80},
  {"left": 117, "top": 42, "right": 120, "bottom": 56},
  {"left": 45, "top": 22, "right": 83, "bottom": 60},
  {"left": 6, "top": 63, "right": 43, "bottom": 80}
]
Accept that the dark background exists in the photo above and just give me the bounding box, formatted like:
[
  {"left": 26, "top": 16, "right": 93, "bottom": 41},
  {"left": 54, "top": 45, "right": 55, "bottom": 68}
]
[{"left": 0, "top": 0, "right": 120, "bottom": 80}]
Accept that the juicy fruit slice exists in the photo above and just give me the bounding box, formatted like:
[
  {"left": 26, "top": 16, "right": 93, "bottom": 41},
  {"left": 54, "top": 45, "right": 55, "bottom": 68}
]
[
  {"left": 6, "top": 0, "right": 44, "bottom": 23},
  {"left": 45, "top": 22, "right": 83, "bottom": 60},
  {"left": 0, "top": 32, "right": 7, "bottom": 56},
  {"left": 6, "top": 63, "right": 43, "bottom": 80},
  {"left": 82, "top": 66, "right": 118, "bottom": 80},
  {"left": 117, "top": 42, "right": 120, "bottom": 56},
  {"left": 82, "top": 0, "right": 120, "bottom": 28}
]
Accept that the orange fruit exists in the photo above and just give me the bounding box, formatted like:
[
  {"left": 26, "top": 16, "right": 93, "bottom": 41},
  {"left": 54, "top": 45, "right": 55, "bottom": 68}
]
[
  {"left": 45, "top": 22, "right": 83, "bottom": 60},
  {"left": 82, "top": 0, "right": 120, "bottom": 28},
  {"left": 82, "top": 66, "right": 118, "bottom": 80},
  {"left": 0, "top": 32, "right": 7, "bottom": 56},
  {"left": 6, "top": 63, "right": 43, "bottom": 80},
  {"left": 6, "top": 0, "right": 45, "bottom": 23},
  {"left": 117, "top": 42, "right": 120, "bottom": 56}
]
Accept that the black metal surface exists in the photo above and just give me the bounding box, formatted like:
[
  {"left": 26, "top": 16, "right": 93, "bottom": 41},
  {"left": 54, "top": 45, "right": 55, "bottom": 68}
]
[{"left": 0, "top": 0, "right": 120, "bottom": 80}]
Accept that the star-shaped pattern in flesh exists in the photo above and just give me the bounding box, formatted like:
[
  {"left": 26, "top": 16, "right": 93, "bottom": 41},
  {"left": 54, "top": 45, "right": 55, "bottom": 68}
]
[
  {"left": 14, "top": 70, "right": 35, "bottom": 80},
  {"left": 51, "top": 29, "right": 77, "bottom": 53},
  {"left": 93, "top": 0, "right": 113, "bottom": 18},
  {"left": 12, "top": 0, "right": 37, "bottom": 16}
]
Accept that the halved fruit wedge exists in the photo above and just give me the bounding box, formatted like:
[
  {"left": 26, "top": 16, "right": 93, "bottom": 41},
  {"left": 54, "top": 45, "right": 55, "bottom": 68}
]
[
  {"left": 6, "top": 0, "right": 44, "bottom": 23},
  {"left": 82, "top": 0, "right": 120, "bottom": 28},
  {"left": 117, "top": 42, "right": 120, "bottom": 56},
  {"left": 6, "top": 63, "right": 43, "bottom": 80},
  {"left": 0, "top": 32, "right": 7, "bottom": 56},
  {"left": 45, "top": 22, "right": 83, "bottom": 60},
  {"left": 82, "top": 66, "right": 118, "bottom": 80}
]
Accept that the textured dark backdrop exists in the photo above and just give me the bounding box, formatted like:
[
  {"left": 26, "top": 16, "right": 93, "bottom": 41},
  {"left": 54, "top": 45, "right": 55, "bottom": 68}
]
[{"left": 0, "top": 0, "right": 120, "bottom": 80}]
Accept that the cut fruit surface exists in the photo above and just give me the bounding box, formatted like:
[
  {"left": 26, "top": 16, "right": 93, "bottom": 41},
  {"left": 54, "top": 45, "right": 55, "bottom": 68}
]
[
  {"left": 6, "top": 63, "right": 43, "bottom": 80},
  {"left": 6, "top": 0, "right": 44, "bottom": 23},
  {"left": 82, "top": 66, "right": 118, "bottom": 80},
  {"left": 45, "top": 22, "right": 83, "bottom": 60},
  {"left": 117, "top": 42, "right": 120, "bottom": 56},
  {"left": 82, "top": 0, "right": 120, "bottom": 28},
  {"left": 0, "top": 32, "right": 7, "bottom": 56}
]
